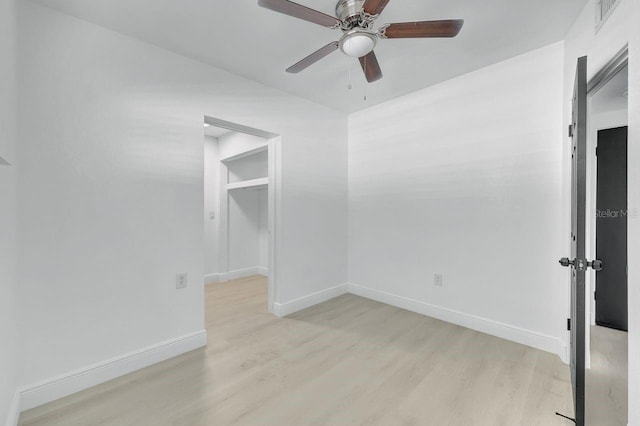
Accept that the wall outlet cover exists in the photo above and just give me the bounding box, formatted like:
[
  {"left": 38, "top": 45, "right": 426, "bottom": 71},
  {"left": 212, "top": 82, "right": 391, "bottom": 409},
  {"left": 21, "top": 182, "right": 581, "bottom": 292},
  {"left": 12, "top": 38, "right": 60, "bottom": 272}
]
[
  {"left": 176, "top": 273, "right": 188, "bottom": 289},
  {"left": 434, "top": 273, "right": 443, "bottom": 287}
]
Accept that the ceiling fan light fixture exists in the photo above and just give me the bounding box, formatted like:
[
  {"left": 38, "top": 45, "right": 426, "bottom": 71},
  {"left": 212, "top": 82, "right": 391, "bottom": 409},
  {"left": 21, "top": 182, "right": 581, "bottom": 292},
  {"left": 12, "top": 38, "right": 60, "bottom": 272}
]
[
  {"left": 258, "top": 0, "right": 465, "bottom": 83},
  {"left": 340, "top": 30, "right": 377, "bottom": 58}
]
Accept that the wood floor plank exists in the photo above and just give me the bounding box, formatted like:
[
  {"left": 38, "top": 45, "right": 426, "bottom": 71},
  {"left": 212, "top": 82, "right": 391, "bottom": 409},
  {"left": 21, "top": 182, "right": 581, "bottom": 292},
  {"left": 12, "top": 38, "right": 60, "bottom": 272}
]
[
  {"left": 19, "top": 276, "right": 574, "bottom": 426},
  {"left": 586, "top": 325, "right": 627, "bottom": 426}
]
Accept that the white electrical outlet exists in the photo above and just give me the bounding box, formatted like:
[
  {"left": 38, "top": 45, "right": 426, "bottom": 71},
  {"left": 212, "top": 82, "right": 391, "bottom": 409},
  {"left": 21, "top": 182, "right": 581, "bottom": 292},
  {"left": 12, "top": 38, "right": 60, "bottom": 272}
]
[
  {"left": 176, "top": 273, "right": 188, "bottom": 289},
  {"left": 434, "top": 273, "right": 443, "bottom": 287}
]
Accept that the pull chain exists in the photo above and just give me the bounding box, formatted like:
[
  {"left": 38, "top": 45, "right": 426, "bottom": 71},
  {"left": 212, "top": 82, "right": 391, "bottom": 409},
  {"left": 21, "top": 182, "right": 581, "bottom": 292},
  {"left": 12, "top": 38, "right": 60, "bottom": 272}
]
[{"left": 363, "top": 57, "right": 367, "bottom": 101}]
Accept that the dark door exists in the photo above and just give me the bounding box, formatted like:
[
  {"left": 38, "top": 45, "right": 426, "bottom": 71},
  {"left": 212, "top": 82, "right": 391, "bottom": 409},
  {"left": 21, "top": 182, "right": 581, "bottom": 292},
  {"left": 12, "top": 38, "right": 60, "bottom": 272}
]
[
  {"left": 596, "top": 126, "right": 628, "bottom": 331},
  {"left": 560, "top": 56, "right": 587, "bottom": 426}
]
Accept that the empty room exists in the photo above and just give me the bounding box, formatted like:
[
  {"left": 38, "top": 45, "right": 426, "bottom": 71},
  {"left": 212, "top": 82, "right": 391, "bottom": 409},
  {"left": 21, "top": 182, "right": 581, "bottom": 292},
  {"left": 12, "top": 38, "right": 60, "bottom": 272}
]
[{"left": 0, "top": 0, "right": 638, "bottom": 425}]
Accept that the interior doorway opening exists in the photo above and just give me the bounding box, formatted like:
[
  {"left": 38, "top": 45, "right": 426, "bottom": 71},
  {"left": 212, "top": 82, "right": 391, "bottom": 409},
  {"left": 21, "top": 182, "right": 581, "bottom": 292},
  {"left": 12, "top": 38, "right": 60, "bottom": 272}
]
[
  {"left": 585, "top": 52, "right": 628, "bottom": 426},
  {"left": 203, "top": 116, "right": 280, "bottom": 312}
]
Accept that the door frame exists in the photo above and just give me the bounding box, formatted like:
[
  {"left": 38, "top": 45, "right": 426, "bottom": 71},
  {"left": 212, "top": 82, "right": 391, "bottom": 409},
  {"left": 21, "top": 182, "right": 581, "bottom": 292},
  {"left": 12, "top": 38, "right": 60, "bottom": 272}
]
[
  {"left": 584, "top": 46, "right": 628, "bottom": 368},
  {"left": 204, "top": 115, "right": 282, "bottom": 313}
]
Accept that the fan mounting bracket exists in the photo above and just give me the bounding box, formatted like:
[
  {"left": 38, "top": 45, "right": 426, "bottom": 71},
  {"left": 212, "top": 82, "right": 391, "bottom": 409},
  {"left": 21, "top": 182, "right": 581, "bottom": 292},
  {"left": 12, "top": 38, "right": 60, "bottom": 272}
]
[
  {"left": 378, "top": 23, "right": 390, "bottom": 38},
  {"left": 359, "top": 11, "right": 378, "bottom": 29}
]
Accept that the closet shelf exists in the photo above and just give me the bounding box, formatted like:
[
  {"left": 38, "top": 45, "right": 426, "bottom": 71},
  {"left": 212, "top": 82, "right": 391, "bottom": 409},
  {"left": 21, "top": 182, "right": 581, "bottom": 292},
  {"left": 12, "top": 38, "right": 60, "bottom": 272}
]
[
  {"left": 221, "top": 144, "right": 268, "bottom": 163},
  {"left": 227, "top": 177, "right": 268, "bottom": 191}
]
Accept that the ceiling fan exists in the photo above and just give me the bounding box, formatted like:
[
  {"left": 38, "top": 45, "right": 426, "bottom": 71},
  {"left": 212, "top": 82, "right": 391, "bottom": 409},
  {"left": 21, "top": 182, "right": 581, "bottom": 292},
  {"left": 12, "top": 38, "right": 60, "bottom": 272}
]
[{"left": 258, "top": 0, "right": 464, "bottom": 83}]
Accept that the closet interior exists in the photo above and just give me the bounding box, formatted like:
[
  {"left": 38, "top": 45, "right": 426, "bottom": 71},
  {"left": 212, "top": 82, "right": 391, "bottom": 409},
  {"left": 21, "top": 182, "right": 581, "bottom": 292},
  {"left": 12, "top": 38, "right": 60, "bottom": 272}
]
[{"left": 204, "top": 124, "right": 270, "bottom": 284}]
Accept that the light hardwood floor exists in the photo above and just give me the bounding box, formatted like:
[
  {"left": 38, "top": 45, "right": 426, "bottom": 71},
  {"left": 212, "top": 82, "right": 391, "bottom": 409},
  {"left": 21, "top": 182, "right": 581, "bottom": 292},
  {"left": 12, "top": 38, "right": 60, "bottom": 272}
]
[
  {"left": 19, "top": 275, "right": 573, "bottom": 425},
  {"left": 586, "top": 325, "right": 628, "bottom": 426}
]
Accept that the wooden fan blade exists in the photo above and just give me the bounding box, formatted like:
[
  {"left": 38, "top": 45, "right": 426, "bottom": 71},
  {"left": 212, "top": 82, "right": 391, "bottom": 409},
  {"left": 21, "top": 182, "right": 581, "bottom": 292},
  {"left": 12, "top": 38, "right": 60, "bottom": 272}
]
[
  {"left": 258, "top": 0, "right": 341, "bottom": 28},
  {"left": 362, "top": 0, "right": 391, "bottom": 16},
  {"left": 286, "top": 42, "right": 340, "bottom": 73},
  {"left": 382, "top": 19, "right": 464, "bottom": 38},
  {"left": 359, "top": 51, "right": 383, "bottom": 83}
]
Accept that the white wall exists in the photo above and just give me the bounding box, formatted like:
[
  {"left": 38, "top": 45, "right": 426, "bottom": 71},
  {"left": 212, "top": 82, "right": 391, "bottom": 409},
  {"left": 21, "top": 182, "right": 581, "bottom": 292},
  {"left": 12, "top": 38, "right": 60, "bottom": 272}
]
[
  {"left": 0, "top": 0, "right": 19, "bottom": 423},
  {"left": 204, "top": 136, "right": 219, "bottom": 279},
  {"left": 16, "top": 0, "right": 348, "bottom": 405},
  {"left": 348, "top": 42, "right": 567, "bottom": 358},
  {"left": 563, "top": 1, "right": 640, "bottom": 423}
]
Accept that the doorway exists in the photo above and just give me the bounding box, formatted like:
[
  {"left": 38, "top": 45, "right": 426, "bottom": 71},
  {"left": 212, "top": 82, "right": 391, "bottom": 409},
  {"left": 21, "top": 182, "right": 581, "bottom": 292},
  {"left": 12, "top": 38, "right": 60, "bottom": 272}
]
[
  {"left": 595, "top": 125, "right": 627, "bottom": 331},
  {"left": 203, "top": 116, "right": 280, "bottom": 312},
  {"left": 585, "top": 55, "right": 628, "bottom": 426}
]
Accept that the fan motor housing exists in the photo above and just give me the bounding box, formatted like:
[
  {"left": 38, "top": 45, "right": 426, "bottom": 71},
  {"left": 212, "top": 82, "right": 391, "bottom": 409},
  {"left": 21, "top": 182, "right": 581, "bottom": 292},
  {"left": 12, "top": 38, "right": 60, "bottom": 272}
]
[{"left": 336, "top": 0, "right": 365, "bottom": 24}]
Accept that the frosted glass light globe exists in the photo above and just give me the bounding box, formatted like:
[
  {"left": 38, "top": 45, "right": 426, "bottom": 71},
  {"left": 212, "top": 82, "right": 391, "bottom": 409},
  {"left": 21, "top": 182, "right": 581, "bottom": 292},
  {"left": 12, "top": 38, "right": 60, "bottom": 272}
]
[{"left": 340, "top": 31, "right": 376, "bottom": 58}]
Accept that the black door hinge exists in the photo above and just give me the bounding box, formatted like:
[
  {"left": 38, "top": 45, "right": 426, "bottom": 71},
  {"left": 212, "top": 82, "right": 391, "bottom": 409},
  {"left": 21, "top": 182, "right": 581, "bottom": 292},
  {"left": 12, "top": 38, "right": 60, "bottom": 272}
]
[
  {"left": 567, "top": 318, "right": 571, "bottom": 331},
  {"left": 568, "top": 125, "right": 573, "bottom": 138}
]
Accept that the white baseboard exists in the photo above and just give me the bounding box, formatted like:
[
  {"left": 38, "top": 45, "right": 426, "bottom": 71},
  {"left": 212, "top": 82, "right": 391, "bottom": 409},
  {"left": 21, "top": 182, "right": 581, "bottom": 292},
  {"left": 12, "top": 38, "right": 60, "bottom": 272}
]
[
  {"left": 19, "top": 330, "right": 207, "bottom": 412},
  {"left": 204, "top": 273, "right": 221, "bottom": 284},
  {"left": 273, "top": 283, "right": 348, "bottom": 317},
  {"left": 222, "top": 267, "right": 260, "bottom": 281},
  {"left": 5, "top": 390, "right": 20, "bottom": 426},
  {"left": 347, "top": 283, "right": 568, "bottom": 363},
  {"left": 206, "top": 267, "right": 268, "bottom": 284}
]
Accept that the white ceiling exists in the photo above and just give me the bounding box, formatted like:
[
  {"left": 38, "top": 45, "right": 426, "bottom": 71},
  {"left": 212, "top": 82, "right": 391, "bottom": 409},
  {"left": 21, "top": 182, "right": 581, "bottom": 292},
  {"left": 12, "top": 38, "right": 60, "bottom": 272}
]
[{"left": 32, "top": 0, "right": 588, "bottom": 112}]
